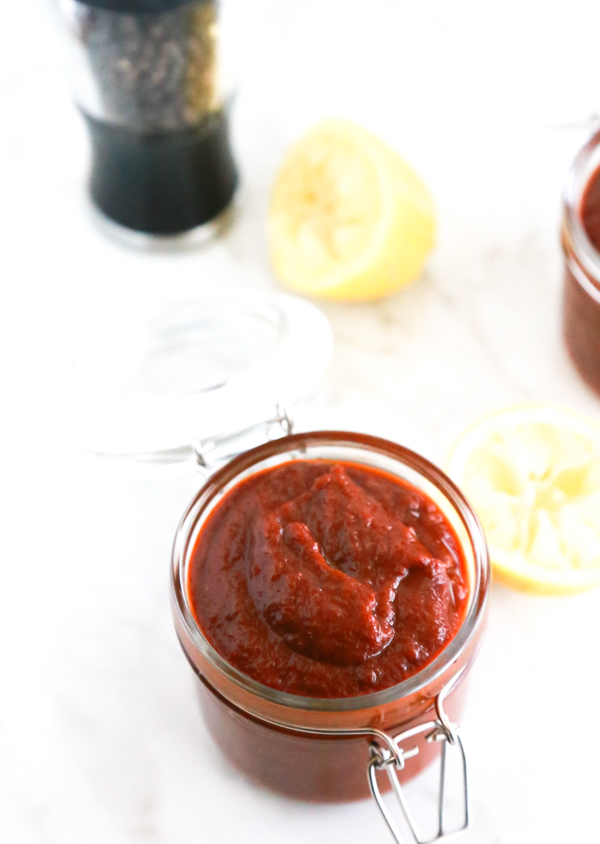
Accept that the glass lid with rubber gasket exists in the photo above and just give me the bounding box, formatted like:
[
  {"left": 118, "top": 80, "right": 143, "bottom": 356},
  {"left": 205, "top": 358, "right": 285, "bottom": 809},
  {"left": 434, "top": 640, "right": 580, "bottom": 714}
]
[{"left": 69, "top": 290, "right": 334, "bottom": 468}]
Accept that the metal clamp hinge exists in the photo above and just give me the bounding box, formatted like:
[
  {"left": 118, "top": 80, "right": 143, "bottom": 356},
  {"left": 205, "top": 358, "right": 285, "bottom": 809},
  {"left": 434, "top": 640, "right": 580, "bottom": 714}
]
[
  {"left": 367, "top": 696, "right": 468, "bottom": 844},
  {"left": 192, "top": 405, "right": 293, "bottom": 474}
]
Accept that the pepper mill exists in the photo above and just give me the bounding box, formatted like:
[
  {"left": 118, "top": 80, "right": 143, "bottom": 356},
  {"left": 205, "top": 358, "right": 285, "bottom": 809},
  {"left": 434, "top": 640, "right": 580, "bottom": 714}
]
[{"left": 56, "top": 0, "right": 238, "bottom": 240}]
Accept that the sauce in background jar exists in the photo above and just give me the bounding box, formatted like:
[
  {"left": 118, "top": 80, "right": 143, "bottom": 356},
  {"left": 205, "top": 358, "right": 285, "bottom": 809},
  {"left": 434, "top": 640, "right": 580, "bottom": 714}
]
[{"left": 562, "top": 129, "right": 600, "bottom": 397}]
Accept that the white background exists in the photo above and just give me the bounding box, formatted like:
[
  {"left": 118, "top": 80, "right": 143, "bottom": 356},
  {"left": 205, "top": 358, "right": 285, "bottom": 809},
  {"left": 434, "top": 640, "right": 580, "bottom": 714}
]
[{"left": 2, "top": 1, "right": 600, "bottom": 842}]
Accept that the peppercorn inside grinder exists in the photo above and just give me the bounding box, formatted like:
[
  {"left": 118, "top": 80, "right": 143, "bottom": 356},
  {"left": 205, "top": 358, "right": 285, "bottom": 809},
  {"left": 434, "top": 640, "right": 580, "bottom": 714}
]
[{"left": 56, "top": 0, "right": 238, "bottom": 240}]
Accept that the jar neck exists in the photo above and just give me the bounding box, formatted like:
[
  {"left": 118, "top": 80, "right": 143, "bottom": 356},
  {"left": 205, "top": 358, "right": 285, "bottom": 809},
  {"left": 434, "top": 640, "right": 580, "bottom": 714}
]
[{"left": 563, "top": 130, "right": 600, "bottom": 294}]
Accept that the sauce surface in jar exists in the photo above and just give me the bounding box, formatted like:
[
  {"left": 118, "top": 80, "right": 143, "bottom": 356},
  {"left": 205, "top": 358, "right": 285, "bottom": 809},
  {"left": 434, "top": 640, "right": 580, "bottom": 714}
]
[{"left": 188, "top": 460, "right": 469, "bottom": 698}]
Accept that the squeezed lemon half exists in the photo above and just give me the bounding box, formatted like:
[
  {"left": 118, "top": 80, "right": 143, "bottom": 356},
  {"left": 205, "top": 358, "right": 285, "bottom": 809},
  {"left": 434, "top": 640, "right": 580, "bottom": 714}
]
[
  {"left": 267, "top": 119, "right": 436, "bottom": 301},
  {"left": 447, "top": 404, "right": 600, "bottom": 595}
]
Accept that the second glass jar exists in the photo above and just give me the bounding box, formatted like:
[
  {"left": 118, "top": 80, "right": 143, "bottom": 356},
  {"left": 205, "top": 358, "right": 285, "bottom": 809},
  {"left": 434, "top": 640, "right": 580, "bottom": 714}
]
[{"left": 562, "top": 128, "right": 600, "bottom": 397}]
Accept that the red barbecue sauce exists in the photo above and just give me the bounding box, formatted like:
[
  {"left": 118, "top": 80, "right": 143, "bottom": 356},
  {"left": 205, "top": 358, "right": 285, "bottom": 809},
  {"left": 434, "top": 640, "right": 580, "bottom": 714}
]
[
  {"left": 581, "top": 165, "right": 600, "bottom": 250},
  {"left": 188, "top": 460, "right": 468, "bottom": 699},
  {"left": 563, "top": 163, "right": 600, "bottom": 397}
]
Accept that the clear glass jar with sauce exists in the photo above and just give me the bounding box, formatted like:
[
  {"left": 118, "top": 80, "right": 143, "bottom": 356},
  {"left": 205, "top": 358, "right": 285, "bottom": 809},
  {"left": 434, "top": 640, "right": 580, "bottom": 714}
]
[
  {"left": 562, "top": 129, "right": 600, "bottom": 397},
  {"left": 69, "top": 291, "right": 489, "bottom": 843},
  {"left": 171, "top": 431, "right": 490, "bottom": 840}
]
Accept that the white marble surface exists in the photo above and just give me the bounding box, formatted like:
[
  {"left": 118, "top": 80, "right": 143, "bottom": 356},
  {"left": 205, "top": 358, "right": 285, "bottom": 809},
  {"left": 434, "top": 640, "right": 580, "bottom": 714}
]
[{"left": 3, "top": 1, "right": 600, "bottom": 842}]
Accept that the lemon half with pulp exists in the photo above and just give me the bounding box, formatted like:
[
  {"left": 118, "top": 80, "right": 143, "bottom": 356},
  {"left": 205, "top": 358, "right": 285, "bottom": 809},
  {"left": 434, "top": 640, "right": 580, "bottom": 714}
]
[
  {"left": 267, "top": 119, "right": 436, "bottom": 301},
  {"left": 447, "top": 404, "right": 600, "bottom": 595}
]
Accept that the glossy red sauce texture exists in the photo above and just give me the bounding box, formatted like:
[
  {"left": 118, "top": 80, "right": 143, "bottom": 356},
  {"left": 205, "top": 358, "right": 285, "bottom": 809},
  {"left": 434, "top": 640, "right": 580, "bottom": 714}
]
[
  {"left": 188, "top": 461, "right": 469, "bottom": 698},
  {"left": 582, "top": 164, "right": 600, "bottom": 251}
]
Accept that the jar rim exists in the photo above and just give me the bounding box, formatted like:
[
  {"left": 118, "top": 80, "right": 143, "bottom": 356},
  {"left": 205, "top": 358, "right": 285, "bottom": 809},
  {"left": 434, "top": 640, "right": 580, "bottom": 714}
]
[
  {"left": 563, "top": 128, "right": 600, "bottom": 290},
  {"left": 171, "top": 430, "right": 490, "bottom": 714}
]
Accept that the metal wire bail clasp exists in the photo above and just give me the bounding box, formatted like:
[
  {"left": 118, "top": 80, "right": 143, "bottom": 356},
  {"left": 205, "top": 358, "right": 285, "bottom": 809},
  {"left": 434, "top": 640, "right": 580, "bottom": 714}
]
[
  {"left": 192, "top": 405, "right": 294, "bottom": 474},
  {"left": 367, "top": 691, "right": 468, "bottom": 844}
]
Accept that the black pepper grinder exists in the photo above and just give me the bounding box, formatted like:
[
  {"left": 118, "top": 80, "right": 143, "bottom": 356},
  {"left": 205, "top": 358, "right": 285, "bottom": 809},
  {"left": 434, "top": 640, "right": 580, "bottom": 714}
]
[{"left": 57, "top": 0, "right": 238, "bottom": 240}]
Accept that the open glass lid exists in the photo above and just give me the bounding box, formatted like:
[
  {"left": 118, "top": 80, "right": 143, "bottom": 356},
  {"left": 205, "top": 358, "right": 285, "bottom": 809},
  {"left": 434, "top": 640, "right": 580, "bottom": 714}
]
[{"left": 69, "top": 290, "right": 334, "bottom": 469}]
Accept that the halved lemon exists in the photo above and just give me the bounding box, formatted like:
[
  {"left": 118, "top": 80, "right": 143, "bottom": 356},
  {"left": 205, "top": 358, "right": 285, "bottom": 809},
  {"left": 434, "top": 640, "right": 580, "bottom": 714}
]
[
  {"left": 447, "top": 404, "right": 600, "bottom": 595},
  {"left": 267, "top": 119, "right": 436, "bottom": 301}
]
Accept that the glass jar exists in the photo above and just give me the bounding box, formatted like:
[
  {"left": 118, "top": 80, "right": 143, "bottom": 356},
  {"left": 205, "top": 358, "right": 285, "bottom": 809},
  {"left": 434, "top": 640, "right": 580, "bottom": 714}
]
[
  {"left": 562, "top": 129, "right": 600, "bottom": 397},
  {"left": 171, "top": 431, "right": 489, "bottom": 839},
  {"left": 55, "top": 0, "right": 237, "bottom": 240}
]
